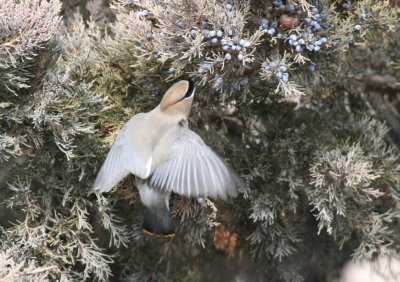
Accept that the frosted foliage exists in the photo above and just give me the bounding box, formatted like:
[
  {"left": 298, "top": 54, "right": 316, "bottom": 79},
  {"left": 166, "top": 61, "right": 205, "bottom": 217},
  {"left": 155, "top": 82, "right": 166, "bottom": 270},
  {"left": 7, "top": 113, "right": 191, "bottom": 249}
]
[
  {"left": 0, "top": 248, "right": 55, "bottom": 282},
  {"left": 111, "top": 0, "right": 266, "bottom": 92},
  {"left": 0, "top": 0, "right": 62, "bottom": 93},
  {"left": 309, "top": 144, "right": 381, "bottom": 234},
  {"left": 0, "top": 12, "right": 129, "bottom": 281}
]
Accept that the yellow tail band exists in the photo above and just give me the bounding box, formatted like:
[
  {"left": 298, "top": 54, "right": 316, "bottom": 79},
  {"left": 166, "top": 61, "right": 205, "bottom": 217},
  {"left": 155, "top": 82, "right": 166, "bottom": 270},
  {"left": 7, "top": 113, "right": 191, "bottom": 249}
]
[{"left": 143, "top": 229, "right": 176, "bottom": 238}]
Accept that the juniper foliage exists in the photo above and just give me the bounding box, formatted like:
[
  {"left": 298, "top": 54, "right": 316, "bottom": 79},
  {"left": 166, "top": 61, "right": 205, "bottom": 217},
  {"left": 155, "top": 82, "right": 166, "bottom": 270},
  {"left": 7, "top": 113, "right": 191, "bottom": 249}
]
[{"left": 0, "top": 0, "right": 399, "bottom": 281}]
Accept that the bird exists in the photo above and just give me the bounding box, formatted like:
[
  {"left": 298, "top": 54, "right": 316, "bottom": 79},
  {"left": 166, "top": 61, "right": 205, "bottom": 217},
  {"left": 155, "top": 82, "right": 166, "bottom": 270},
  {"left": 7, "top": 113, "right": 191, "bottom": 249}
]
[{"left": 94, "top": 80, "right": 240, "bottom": 237}]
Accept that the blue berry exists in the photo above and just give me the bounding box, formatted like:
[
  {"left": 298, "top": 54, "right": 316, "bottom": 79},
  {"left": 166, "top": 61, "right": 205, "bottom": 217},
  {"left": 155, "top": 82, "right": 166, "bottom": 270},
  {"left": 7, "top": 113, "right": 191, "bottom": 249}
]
[
  {"left": 226, "top": 3, "right": 233, "bottom": 11},
  {"left": 289, "top": 34, "right": 297, "bottom": 41},
  {"left": 231, "top": 44, "right": 238, "bottom": 51},
  {"left": 342, "top": 3, "right": 351, "bottom": 9},
  {"left": 315, "top": 40, "right": 322, "bottom": 46},
  {"left": 288, "top": 39, "right": 294, "bottom": 45},
  {"left": 190, "top": 29, "right": 197, "bottom": 36},
  {"left": 261, "top": 18, "right": 269, "bottom": 28},
  {"left": 314, "top": 45, "right": 321, "bottom": 52},
  {"left": 292, "top": 40, "right": 299, "bottom": 46},
  {"left": 298, "top": 39, "right": 305, "bottom": 44},
  {"left": 238, "top": 54, "right": 243, "bottom": 60},
  {"left": 277, "top": 33, "right": 283, "bottom": 39},
  {"left": 209, "top": 30, "right": 216, "bottom": 37},
  {"left": 312, "top": 7, "right": 319, "bottom": 14},
  {"left": 275, "top": 72, "right": 283, "bottom": 80},
  {"left": 138, "top": 10, "right": 148, "bottom": 17},
  {"left": 320, "top": 37, "right": 327, "bottom": 43},
  {"left": 308, "top": 65, "right": 316, "bottom": 72},
  {"left": 242, "top": 40, "right": 251, "bottom": 48},
  {"left": 225, "top": 53, "right": 232, "bottom": 60},
  {"left": 287, "top": 4, "right": 295, "bottom": 11},
  {"left": 360, "top": 8, "right": 367, "bottom": 20},
  {"left": 279, "top": 65, "right": 287, "bottom": 72},
  {"left": 282, "top": 75, "right": 289, "bottom": 82},
  {"left": 313, "top": 24, "right": 321, "bottom": 30},
  {"left": 217, "top": 30, "right": 223, "bottom": 37},
  {"left": 239, "top": 39, "right": 251, "bottom": 48},
  {"left": 168, "top": 67, "right": 175, "bottom": 73},
  {"left": 211, "top": 38, "right": 218, "bottom": 44},
  {"left": 154, "top": 50, "right": 162, "bottom": 57},
  {"left": 354, "top": 24, "right": 361, "bottom": 31},
  {"left": 295, "top": 45, "right": 303, "bottom": 52},
  {"left": 222, "top": 45, "right": 229, "bottom": 51},
  {"left": 221, "top": 39, "right": 228, "bottom": 45},
  {"left": 268, "top": 28, "right": 276, "bottom": 35},
  {"left": 239, "top": 78, "right": 249, "bottom": 85},
  {"left": 305, "top": 17, "right": 312, "bottom": 24},
  {"left": 228, "top": 30, "right": 234, "bottom": 37}
]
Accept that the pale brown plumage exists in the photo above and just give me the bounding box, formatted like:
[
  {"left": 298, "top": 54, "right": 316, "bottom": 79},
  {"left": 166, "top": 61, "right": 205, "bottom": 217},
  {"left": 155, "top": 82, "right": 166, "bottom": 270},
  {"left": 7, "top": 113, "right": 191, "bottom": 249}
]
[{"left": 94, "top": 80, "right": 239, "bottom": 235}]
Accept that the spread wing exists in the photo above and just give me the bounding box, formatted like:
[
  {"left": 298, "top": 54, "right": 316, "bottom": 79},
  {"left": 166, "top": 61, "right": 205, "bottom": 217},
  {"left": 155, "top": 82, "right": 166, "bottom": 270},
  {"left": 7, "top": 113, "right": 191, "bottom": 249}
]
[
  {"left": 94, "top": 120, "right": 152, "bottom": 192},
  {"left": 148, "top": 128, "right": 240, "bottom": 199}
]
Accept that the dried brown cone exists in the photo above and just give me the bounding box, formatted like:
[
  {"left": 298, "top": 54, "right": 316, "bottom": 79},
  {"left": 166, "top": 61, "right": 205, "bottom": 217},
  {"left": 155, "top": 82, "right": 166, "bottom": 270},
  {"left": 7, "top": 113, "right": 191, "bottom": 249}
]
[
  {"left": 213, "top": 225, "right": 239, "bottom": 258},
  {"left": 280, "top": 14, "right": 300, "bottom": 29}
]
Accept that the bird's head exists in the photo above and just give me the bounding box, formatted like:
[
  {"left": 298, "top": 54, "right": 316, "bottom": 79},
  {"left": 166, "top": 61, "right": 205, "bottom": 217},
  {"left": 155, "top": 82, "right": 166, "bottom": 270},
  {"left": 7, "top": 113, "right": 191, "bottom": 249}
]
[{"left": 159, "top": 80, "right": 195, "bottom": 118}]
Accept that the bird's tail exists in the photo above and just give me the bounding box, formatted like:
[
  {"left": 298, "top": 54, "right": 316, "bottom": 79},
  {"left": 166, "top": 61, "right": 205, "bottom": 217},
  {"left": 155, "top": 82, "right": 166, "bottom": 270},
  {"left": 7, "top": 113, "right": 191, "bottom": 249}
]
[{"left": 143, "top": 206, "right": 175, "bottom": 238}]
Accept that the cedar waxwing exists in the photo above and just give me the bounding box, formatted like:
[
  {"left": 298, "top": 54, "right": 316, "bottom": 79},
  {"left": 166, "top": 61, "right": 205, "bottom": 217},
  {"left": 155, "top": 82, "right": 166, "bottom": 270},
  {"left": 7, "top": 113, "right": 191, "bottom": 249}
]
[{"left": 94, "top": 80, "right": 240, "bottom": 237}]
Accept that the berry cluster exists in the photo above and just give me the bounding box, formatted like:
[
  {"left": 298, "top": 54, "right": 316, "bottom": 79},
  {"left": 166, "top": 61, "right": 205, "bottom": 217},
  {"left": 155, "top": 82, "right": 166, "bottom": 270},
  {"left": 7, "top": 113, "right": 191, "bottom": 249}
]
[
  {"left": 261, "top": 18, "right": 279, "bottom": 37},
  {"left": 263, "top": 61, "right": 290, "bottom": 83},
  {"left": 272, "top": 0, "right": 286, "bottom": 10},
  {"left": 304, "top": 7, "right": 323, "bottom": 32},
  {"left": 272, "top": 0, "right": 299, "bottom": 14},
  {"left": 288, "top": 33, "right": 328, "bottom": 53},
  {"left": 191, "top": 3, "right": 253, "bottom": 65},
  {"left": 259, "top": 3, "right": 330, "bottom": 55}
]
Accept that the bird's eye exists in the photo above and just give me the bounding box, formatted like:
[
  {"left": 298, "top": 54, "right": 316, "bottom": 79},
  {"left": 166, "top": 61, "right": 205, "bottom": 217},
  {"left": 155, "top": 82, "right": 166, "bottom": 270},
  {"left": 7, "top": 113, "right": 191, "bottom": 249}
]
[{"left": 178, "top": 119, "right": 187, "bottom": 127}]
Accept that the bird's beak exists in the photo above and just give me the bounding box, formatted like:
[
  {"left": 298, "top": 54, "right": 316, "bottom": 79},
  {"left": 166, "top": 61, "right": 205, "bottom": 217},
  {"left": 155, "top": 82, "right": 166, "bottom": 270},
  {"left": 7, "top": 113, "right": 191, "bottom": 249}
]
[{"left": 183, "top": 79, "right": 196, "bottom": 99}]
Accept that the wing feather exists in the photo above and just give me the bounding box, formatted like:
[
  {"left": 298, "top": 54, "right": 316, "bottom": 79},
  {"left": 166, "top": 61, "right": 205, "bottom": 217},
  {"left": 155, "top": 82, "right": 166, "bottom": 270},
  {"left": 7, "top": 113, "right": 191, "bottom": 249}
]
[
  {"left": 186, "top": 160, "right": 192, "bottom": 196},
  {"left": 94, "top": 131, "right": 151, "bottom": 192},
  {"left": 149, "top": 128, "right": 240, "bottom": 199},
  {"left": 192, "top": 161, "right": 199, "bottom": 197}
]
